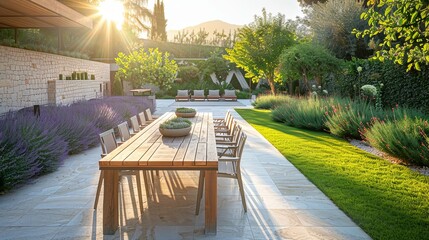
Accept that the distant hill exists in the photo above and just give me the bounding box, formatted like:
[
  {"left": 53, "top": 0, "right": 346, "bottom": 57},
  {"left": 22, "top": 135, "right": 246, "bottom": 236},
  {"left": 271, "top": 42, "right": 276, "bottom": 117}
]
[{"left": 167, "top": 20, "right": 243, "bottom": 42}]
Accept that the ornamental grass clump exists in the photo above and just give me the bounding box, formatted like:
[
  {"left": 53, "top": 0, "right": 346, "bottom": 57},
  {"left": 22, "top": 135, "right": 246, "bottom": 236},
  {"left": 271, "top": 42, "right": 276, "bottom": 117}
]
[
  {"left": 272, "top": 98, "right": 333, "bottom": 131},
  {"left": 160, "top": 117, "right": 192, "bottom": 129},
  {"left": 252, "top": 94, "right": 291, "bottom": 109},
  {"left": 325, "top": 99, "right": 381, "bottom": 139},
  {"left": 176, "top": 107, "right": 196, "bottom": 113},
  {"left": 364, "top": 117, "right": 429, "bottom": 166}
]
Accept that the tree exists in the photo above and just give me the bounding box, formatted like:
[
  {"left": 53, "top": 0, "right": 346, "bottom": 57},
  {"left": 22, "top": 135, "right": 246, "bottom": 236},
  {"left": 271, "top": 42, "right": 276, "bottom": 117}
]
[
  {"left": 306, "top": 0, "right": 371, "bottom": 60},
  {"left": 200, "top": 51, "right": 231, "bottom": 82},
  {"left": 224, "top": 9, "right": 296, "bottom": 94},
  {"left": 279, "top": 43, "right": 343, "bottom": 94},
  {"left": 354, "top": 0, "right": 429, "bottom": 71},
  {"left": 123, "top": 0, "right": 153, "bottom": 37},
  {"left": 151, "top": 0, "right": 167, "bottom": 41},
  {"left": 115, "top": 48, "right": 178, "bottom": 91}
]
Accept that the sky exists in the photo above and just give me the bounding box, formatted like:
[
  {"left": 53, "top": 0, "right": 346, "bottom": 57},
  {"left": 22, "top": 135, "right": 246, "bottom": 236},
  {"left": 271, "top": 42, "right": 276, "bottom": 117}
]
[{"left": 147, "top": 0, "right": 305, "bottom": 30}]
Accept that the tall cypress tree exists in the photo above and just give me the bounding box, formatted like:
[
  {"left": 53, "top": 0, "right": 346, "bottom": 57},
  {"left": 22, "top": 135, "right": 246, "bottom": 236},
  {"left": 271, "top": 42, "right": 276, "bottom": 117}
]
[{"left": 151, "top": 0, "right": 167, "bottom": 41}]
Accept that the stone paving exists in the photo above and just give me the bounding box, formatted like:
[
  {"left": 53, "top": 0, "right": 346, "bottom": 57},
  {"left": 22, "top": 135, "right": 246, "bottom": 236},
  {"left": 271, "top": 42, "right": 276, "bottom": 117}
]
[{"left": 0, "top": 99, "right": 371, "bottom": 240}]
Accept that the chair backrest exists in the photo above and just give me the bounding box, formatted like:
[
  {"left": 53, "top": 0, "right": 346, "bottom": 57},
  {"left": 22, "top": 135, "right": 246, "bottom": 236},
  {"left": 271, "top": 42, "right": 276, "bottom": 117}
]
[
  {"left": 138, "top": 112, "right": 147, "bottom": 126},
  {"left": 193, "top": 90, "right": 204, "bottom": 96},
  {"left": 99, "top": 129, "right": 118, "bottom": 157},
  {"left": 234, "top": 132, "right": 247, "bottom": 169},
  {"left": 145, "top": 108, "right": 154, "bottom": 121},
  {"left": 231, "top": 124, "right": 242, "bottom": 144},
  {"left": 129, "top": 115, "right": 140, "bottom": 134},
  {"left": 117, "top": 121, "right": 131, "bottom": 142},
  {"left": 209, "top": 90, "right": 219, "bottom": 96}
]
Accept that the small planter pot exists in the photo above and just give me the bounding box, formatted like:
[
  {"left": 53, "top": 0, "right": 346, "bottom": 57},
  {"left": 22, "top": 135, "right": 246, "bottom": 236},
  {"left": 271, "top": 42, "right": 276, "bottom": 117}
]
[
  {"left": 175, "top": 111, "right": 196, "bottom": 118},
  {"left": 159, "top": 126, "right": 192, "bottom": 137}
]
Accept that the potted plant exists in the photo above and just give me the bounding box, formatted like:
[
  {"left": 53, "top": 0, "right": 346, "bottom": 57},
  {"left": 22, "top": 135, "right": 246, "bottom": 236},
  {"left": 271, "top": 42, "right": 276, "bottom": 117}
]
[
  {"left": 159, "top": 117, "right": 192, "bottom": 137},
  {"left": 175, "top": 107, "right": 196, "bottom": 118}
]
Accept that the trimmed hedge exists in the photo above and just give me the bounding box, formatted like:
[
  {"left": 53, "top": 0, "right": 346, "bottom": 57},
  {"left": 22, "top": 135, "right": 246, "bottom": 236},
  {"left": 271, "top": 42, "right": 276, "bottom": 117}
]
[
  {"left": 0, "top": 96, "right": 153, "bottom": 192},
  {"left": 335, "top": 59, "right": 429, "bottom": 113}
]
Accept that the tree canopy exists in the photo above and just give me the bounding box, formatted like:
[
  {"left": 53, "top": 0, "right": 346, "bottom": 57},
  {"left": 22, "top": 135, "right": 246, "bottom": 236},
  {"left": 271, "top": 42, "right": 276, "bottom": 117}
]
[
  {"left": 279, "top": 43, "right": 342, "bottom": 93},
  {"left": 355, "top": 0, "right": 429, "bottom": 71},
  {"left": 115, "top": 48, "right": 178, "bottom": 91},
  {"left": 224, "top": 9, "right": 296, "bottom": 94},
  {"left": 306, "top": 0, "right": 371, "bottom": 60}
]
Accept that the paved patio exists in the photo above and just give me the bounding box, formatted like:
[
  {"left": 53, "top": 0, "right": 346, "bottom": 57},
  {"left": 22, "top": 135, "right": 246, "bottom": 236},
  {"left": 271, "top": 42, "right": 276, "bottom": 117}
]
[{"left": 0, "top": 99, "right": 371, "bottom": 240}]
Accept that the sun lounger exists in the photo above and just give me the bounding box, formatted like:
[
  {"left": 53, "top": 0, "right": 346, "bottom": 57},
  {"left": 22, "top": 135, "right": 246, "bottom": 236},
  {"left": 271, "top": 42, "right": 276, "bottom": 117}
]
[
  {"left": 175, "top": 90, "right": 190, "bottom": 101},
  {"left": 191, "top": 90, "right": 206, "bottom": 101},
  {"left": 207, "top": 90, "right": 220, "bottom": 101}
]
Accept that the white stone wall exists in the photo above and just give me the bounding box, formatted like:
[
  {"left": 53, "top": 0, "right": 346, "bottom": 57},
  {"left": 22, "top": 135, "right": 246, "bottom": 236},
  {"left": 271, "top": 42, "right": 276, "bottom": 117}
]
[
  {"left": 48, "top": 80, "right": 108, "bottom": 105},
  {"left": 0, "top": 46, "right": 110, "bottom": 114}
]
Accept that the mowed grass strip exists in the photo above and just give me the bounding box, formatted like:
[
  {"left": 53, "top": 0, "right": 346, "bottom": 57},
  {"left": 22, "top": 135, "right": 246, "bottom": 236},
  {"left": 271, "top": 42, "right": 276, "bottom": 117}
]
[{"left": 236, "top": 109, "right": 429, "bottom": 240}]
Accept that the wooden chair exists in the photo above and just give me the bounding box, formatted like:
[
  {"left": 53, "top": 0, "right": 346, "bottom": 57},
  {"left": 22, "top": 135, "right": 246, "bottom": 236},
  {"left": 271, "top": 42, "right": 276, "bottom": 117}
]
[
  {"left": 138, "top": 112, "right": 149, "bottom": 129},
  {"left": 213, "top": 111, "right": 231, "bottom": 125},
  {"left": 129, "top": 115, "right": 140, "bottom": 136},
  {"left": 196, "top": 132, "right": 248, "bottom": 215},
  {"left": 93, "top": 129, "right": 145, "bottom": 213},
  {"left": 207, "top": 90, "right": 220, "bottom": 101},
  {"left": 175, "top": 90, "right": 190, "bottom": 101},
  {"left": 191, "top": 90, "right": 206, "bottom": 101},
  {"left": 145, "top": 108, "right": 156, "bottom": 122},
  {"left": 117, "top": 121, "right": 131, "bottom": 144},
  {"left": 223, "top": 89, "right": 237, "bottom": 101},
  {"left": 216, "top": 124, "right": 242, "bottom": 146}
]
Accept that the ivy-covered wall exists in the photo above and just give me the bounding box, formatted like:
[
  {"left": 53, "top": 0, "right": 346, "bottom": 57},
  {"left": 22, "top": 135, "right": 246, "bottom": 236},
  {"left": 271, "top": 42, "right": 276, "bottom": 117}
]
[{"left": 334, "top": 59, "right": 429, "bottom": 113}]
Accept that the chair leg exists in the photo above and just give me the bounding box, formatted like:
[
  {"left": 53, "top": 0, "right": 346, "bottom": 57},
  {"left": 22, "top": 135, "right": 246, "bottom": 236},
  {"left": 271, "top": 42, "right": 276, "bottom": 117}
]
[
  {"left": 142, "top": 171, "right": 151, "bottom": 200},
  {"left": 93, "top": 171, "right": 104, "bottom": 209},
  {"left": 195, "top": 170, "right": 205, "bottom": 215},
  {"left": 135, "top": 171, "right": 144, "bottom": 214},
  {"left": 236, "top": 170, "right": 247, "bottom": 212}
]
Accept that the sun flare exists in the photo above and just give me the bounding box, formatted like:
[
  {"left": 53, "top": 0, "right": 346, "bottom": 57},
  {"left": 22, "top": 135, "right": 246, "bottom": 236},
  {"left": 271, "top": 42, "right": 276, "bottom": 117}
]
[{"left": 98, "top": 0, "right": 124, "bottom": 29}]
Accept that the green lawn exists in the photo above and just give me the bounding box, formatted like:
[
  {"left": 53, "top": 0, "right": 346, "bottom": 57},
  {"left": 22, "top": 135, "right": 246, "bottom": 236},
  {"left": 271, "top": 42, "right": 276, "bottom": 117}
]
[{"left": 236, "top": 109, "right": 429, "bottom": 240}]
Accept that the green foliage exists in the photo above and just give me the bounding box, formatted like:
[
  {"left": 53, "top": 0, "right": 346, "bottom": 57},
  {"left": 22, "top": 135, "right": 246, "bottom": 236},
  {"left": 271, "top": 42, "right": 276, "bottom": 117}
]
[
  {"left": 224, "top": 8, "right": 296, "bottom": 94},
  {"left": 200, "top": 51, "right": 231, "bottom": 81},
  {"left": 279, "top": 43, "right": 343, "bottom": 92},
  {"left": 235, "top": 91, "right": 251, "bottom": 99},
  {"left": 354, "top": 0, "right": 429, "bottom": 71},
  {"left": 151, "top": 0, "right": 167, "bottom": 41},
  {"left": 326, "top": 99, "right": 383, "bottom": 139},
  {"left": 236, "top": 108, "right": 429, "bottom": 240},
  {"left": 272, "top": 98, "right": 331, "bottom": 131},
  {"left": 177, "top": 65, "right": 200, "bottom": 82},
  {"left": 175, "top": 107, "right": 196, "bottom": 113},
  {"left": 159, "top": 117, "right": 192, "bottom": 129},
  {"left": 307, "top": 0, "right": 370, "bottom": 59},
  {"left": 115, "top": 48, "right": 178, "bottom": 91},
  {"left": 252, "top": 94, "right": 291, "bottom": 109},
  {"left": 365, "top": 117, "right": 429, "bottom": 166},
  {"left": 141, "top": 39, "right": 223, "bottom": 58},
  {"left": 335, "top": 58, "right": 429, "bottom": 113},
  {"left": 360, "top": 84, "right": 377, "bottom": 98}
]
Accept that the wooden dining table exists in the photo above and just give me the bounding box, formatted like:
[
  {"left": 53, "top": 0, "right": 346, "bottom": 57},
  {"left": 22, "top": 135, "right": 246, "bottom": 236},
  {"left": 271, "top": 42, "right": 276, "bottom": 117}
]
[{"left": 99, "top": 112, "right": 218, "bottom": 235}]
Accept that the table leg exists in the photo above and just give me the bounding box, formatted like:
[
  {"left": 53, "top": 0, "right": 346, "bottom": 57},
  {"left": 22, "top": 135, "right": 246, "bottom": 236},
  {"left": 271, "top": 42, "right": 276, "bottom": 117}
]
[
  {"left": 103, "top": 170, "right": 119, "bottom": 235},
  {"left": 204, "top": 170, "right": 217, "bottom": 234}
]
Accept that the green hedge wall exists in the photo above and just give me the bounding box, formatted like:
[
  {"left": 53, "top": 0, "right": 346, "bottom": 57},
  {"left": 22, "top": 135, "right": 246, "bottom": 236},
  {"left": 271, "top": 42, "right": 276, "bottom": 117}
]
[{"left": 335, "top": 59, "right": 429, "bottom": 113}]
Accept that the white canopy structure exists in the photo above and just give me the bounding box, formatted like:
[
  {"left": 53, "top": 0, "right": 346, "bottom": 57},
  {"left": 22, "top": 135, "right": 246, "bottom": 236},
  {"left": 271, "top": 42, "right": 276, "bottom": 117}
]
[{"left": 210, "top": 70, "right": 250, "bottom": 90}]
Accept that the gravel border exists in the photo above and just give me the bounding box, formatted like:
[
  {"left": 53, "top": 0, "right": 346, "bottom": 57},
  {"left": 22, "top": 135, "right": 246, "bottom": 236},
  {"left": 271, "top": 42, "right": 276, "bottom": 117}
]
[{"left": 349, "top": 139, "right": 429, "bottom": 176}]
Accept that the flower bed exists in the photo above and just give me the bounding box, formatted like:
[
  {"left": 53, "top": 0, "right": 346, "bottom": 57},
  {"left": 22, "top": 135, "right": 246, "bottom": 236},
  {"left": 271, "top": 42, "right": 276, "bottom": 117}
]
[{"left": 0, "top": 96, "right": 153, "bottom": 192}]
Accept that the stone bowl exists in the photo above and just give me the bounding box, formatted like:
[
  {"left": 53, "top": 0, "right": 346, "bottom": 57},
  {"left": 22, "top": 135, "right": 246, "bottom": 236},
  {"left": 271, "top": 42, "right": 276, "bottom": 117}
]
[
  {"left": 175, "top": 111, "right": 196, "bottom": 118},
  {"left": 159, "top": 126, "right": 192, "bottom": 137}
]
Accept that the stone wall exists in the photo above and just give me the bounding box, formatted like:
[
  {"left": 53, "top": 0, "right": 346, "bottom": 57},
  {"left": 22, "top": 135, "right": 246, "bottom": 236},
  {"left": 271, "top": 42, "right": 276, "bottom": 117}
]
[
  {"left": 0, "top": 46, "right": 110, "bottom": 114},
  {"left": 48, "top": 80, "right": 108, "bottom": 105}
]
